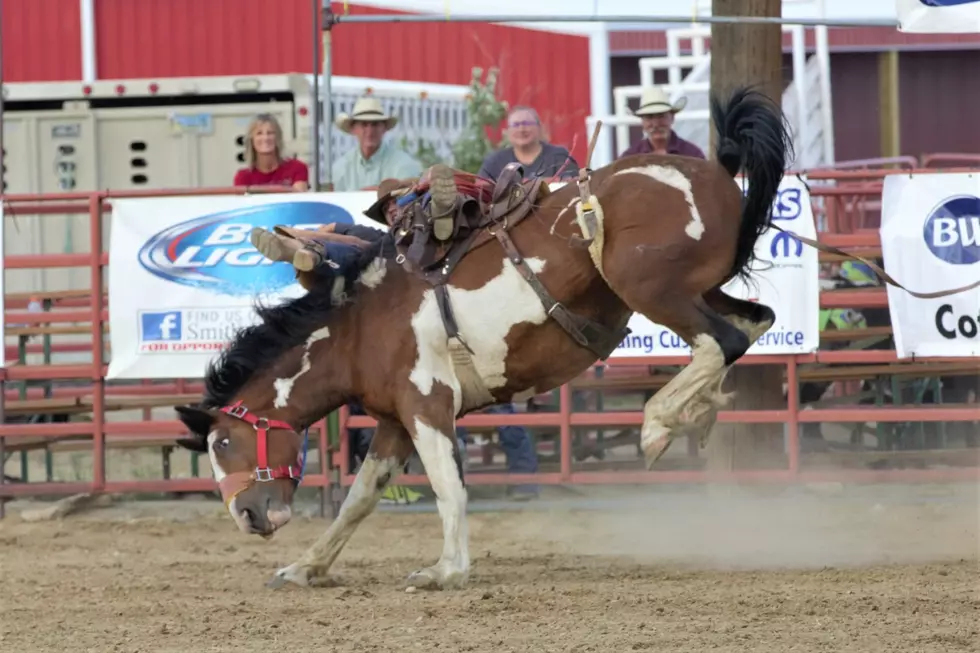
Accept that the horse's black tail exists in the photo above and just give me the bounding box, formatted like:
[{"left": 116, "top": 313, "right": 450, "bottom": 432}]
[{"left": 710, "top": 85, "right": 793, "bottom": 282}]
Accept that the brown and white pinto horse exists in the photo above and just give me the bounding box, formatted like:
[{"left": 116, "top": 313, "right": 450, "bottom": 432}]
[{"left": 174, "top": 87, "right": 793, "bottom": 590}]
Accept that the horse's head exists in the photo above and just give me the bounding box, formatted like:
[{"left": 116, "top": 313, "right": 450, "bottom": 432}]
[{"left": 175, "top": 401, "right": 308, "bottom": 538}]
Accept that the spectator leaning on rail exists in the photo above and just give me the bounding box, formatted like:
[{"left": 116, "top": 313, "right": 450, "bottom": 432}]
[
  {"left": 477, "top": 105, "right": 580, "bottom": 182},
  {"left": 618, "top": 86, "right": 706, "bottom": 160},
  {"left": 330, "top": 96, "right": 423, "bottom": 191},
  {"left": 233, "top": 113, "right": 310, "bottom": 190}
]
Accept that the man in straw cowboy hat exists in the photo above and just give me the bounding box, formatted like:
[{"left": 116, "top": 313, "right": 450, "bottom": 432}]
[
  {"left": 331, "top": 96, "right": 424, "bottom": 192},
  {"left": 618, "top": 86, "right": 706, "bottom": 160},
  {"left": 331, "top": 95, "right": 461, "bottom": 241}
]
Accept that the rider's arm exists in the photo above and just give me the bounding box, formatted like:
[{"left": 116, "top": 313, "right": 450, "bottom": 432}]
[{"left": 333, "top": 223, "right": 386, "bottom": 241}]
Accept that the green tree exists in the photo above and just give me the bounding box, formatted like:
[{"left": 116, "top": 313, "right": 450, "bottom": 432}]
[
  {"left": 398, "top": 133, "right": 443, "bottom": 169},
  {"left": 451, "top": 66, "right": 510, "bottom": 174},
  {"left": 398, "top": 66, "right": 511, "bottom": 174}
]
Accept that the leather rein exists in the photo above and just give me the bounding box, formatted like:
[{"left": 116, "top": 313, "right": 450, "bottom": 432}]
[
  {"left": 772, "top": 225, "right": 980, "bottom": 299},
  {"left": 214, "top": 400, "right": 310, "bottom": 507}
]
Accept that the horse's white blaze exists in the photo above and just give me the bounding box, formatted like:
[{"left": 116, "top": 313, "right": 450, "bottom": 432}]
[
  {"left": 208, "top": 429, "right": 252, "bottom": 530},
  {"left": 409, "top": 256, "right": 549, "bottom": 406},
  {"left": 614, "top": 164, "right": 705, "bottom": 240},
  {"left": 273, "top": 326, "right": 331, "bottom": 408},
  {"left": 206, "top": 430, "right": 227, "bottom": 482},
  {"left": 412, "top": 417, "right": 469, "bottom": 582}
]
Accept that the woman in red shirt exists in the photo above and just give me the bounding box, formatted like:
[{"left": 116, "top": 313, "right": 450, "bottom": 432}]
[{"left": 234, "top": 113, "right": 310, "bottom": 191}]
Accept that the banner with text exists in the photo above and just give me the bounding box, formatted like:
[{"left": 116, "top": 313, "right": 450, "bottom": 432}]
[
  {"left": 880, "top": 172, "right": 980, "bottom": 358},
  {"left": 607, "top": 175, "right": 821, "bottom": 359},
  {"left": 107, "top": 177, "right": 820, "bottom": 379},
  {"left": 106, "top": 192, "right": 383, "bottom": 379},
  {"left": 896, "top": 0, "right": 980, "bottom": 34}
]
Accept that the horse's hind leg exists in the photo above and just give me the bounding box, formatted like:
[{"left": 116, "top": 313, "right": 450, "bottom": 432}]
[
  {"left": 703, "top": 287, "right": 776, "bottom": 345},
  {"left": 672, "top": 287, "right": 778, "bottom": 446},
  {"left": 634, "top": 297, "right": 751, "bottom": 468},
  {"left": 267, "top": 417, "right": 415, "bottom": 589}
]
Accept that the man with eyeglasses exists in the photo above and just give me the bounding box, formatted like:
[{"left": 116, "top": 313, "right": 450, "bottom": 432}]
[{"left": 477, "top": 106, "right": 580, "bottom": 182}]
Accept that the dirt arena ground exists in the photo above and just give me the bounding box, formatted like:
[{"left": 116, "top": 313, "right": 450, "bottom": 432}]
[{"left": 1, "top": 483, "right": 977, "bottom": 653}]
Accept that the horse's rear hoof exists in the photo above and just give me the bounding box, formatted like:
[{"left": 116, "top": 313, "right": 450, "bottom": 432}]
[
  {"left": 643, "top": 436, "right": 673, "bottom": 469},
  {"left": 641, "top": 421, "right": 673, "bottom": 469}
]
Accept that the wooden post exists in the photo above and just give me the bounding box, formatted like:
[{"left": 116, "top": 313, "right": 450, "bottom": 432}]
[
  {"left": 878, "top": 50, "right": 901, "bottom": 159},
  {"left": 706, "top": 0, "right": 787, "bottom": 472}
]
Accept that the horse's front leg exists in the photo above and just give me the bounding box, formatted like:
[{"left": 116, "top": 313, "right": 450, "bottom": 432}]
[
  {"left": 400, "top": 404, "right": 469, "bottom": 590},
  {"left": 267, "top": 416, "right": 414, "bottom": 589}
]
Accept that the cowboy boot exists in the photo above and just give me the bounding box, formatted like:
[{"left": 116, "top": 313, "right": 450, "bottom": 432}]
[
  {"left": 249, "top": 227, "right": 321, "bottom": 272},
  {"left": 427, "top": 164, "right": 458, "bottom": 241}
]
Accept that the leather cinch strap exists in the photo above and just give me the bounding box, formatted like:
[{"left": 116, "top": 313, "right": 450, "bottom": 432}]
[{"left": 492, "top": 226, "right": 629, "bottom": 360}]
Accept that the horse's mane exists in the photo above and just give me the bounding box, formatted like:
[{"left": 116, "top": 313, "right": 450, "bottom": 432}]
[{"left": 201, "top": 233, "right": 395, "bottom": 409}]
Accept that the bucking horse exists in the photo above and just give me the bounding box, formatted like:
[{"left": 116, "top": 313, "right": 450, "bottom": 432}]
[{"left": 173, "top": 86, "right": 793, "bottom": 590}]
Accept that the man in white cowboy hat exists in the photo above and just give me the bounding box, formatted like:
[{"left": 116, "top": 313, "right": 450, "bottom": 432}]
[
  {"left": 331, "top": 96, "right": 423, "bottom": 191},
  {"left": 618, "top": 86, "right": 706, "bottom": 160}
]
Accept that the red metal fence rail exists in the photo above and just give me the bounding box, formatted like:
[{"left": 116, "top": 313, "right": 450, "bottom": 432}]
[{"left": 0, "top": 173, "right": 977, "bottom": 511}]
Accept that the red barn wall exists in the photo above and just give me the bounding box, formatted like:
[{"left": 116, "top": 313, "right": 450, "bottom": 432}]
[
  {"left": 2, "top": 0, "right": 596, "bottom": 163},
  {"left": 326, "top": 4, "right": 592, "bottom": 160},
  {"left": 2, "top": 0, "right": 82, "bottom": 81},
  {"left": 93, "top": 0, "right": 315, "bottom": 78}
]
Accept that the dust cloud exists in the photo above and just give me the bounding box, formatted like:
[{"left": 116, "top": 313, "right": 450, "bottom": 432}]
[{"left": 506, "top": 483, "right": 980, "bottom": 571}]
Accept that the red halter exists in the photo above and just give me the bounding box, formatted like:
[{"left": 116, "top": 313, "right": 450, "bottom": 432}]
[{"left": 216, "top": 400, "right": 307, "bottom": 506}]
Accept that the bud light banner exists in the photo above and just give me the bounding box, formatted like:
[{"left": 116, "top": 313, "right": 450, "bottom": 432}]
[
  {"left": 881, "top": 172, "right": 980, "bottom": 358},
  {"left": 106, "top": 192, "right": 382, "bottom": 379},
  {"left": 896, "top": 0, "right": 980, "bottom": 33},
  {"left": 608, "top": 175, "right": 821, "bottom": 359}
]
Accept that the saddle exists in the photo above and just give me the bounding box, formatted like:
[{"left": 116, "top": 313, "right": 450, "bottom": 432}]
[
  {"left": 378, "top": 162, "right": 550, "bottom": 285},
  {"left": 375, "top": 161, "right": 627, "bottom": 365}
]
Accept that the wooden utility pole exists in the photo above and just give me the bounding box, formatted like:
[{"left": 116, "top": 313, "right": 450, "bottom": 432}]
[
  {"left": 878, "top": 51, "right": 901, "bottom": 158},
  {"left": 707, "top": 0, "right": 787, "bottom": 472}
]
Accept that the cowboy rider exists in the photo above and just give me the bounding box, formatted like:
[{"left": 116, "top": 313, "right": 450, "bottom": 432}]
[{"left": 248, "top": 164, "right": 461, "bottom": 274}]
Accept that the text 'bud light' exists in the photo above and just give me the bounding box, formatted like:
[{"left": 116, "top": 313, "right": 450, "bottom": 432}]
[
  {"left": 138, "top": 202, "right": 355, "bottom": 296},
  {"left": 922, "top": 195, "right": 980, "bottom": 266}
]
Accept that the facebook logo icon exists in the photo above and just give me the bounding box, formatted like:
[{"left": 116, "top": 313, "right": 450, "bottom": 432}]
[{"left": 140, "top": 311, "right": 183, "bottom": 341}]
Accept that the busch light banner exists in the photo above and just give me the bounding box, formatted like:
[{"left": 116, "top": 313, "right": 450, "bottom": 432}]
[
  {"left": 106, "top": 192, "right": 382, "bottom": 379},
  {"left": 608, "top": 175, "right": 820, "bottom": 359},
  {"left": 881, "top": 173, "right": 980, "bottom": 358},
  {"left": 896, "top": 0, "right": 980, "bottom": 33}
]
